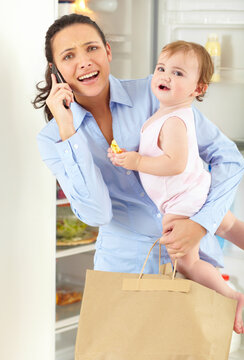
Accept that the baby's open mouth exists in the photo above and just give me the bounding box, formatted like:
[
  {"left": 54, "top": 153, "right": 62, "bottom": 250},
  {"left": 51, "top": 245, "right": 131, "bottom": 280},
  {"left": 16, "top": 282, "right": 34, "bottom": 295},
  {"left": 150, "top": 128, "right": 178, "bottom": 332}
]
[
  {"left": 159, "top": 85, "right": 170, "bottom": 90},
  {"left": 78, "top": 71, "right": 99, "bottom": 81}
]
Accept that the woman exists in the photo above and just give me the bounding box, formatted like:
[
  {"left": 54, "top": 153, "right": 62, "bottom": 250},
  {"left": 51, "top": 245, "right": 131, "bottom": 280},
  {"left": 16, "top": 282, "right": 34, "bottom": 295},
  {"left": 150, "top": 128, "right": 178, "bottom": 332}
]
[{"left": 33, "top": 13, "right": 244, "bottom": 274}]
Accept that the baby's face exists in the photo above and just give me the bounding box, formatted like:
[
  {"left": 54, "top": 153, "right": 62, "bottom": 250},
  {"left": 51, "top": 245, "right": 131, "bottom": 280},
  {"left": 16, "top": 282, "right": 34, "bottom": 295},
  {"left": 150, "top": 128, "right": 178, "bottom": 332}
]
[{"left": 151, "top": 50, "right": 201, "bottom": 107}]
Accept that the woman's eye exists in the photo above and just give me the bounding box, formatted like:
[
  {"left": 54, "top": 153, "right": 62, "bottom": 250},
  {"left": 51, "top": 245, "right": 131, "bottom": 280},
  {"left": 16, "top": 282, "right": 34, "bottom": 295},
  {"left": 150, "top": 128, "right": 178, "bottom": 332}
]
[
  {"left": 157, "top": 67, "right": 164, "bottom": 72},
  {"left": 64, "top": 54, "right": 73, "bottom": 61},
  {"left": 174, "top": 71, "right": 183, "bottom": 76},
  {"left": 88, "top": 46, "right": 98, "bottom": 52}
]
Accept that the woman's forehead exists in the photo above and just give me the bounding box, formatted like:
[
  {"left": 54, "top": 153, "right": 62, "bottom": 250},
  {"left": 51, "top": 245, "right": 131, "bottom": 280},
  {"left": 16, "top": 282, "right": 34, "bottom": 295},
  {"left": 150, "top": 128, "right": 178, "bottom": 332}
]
[{"left": 52, "top": 23, "right": 102, "bottom": 52}]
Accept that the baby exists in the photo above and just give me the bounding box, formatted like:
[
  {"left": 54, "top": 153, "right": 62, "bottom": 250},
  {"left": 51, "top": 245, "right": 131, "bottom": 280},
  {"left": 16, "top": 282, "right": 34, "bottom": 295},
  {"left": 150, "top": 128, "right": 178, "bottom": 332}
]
[{"left": 109, "top": 40, "right": 244, "bottom": 333}]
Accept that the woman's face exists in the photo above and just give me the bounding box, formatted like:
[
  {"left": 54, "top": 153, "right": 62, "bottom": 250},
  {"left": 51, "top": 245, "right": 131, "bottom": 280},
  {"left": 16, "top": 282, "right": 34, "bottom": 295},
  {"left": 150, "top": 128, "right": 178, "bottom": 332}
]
[{"left": 51, "top": 23, "right": 112, "bottom": 102}]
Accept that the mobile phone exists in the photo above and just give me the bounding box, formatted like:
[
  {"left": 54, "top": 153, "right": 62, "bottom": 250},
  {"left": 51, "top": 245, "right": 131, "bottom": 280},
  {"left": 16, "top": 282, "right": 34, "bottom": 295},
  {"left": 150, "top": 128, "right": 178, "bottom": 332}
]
[{"left": 51, "top": 64, "right": 69, "bottom": 109}]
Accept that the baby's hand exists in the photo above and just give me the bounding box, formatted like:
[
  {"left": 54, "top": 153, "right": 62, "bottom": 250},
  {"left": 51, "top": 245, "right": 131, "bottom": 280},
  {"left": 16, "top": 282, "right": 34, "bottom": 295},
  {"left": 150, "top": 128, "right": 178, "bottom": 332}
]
[
  {"left": 107, "top": 147, "right": 120, "bottom": 166},
  {"left": 114, "top": 151, "right": 141, "bottom": 170}
]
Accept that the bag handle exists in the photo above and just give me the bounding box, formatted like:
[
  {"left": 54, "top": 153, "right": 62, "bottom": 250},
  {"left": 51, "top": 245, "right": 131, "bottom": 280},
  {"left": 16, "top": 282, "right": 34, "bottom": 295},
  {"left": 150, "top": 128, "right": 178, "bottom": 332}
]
[
  {"left": 122, "top": 239, "right": 190, "bottom": 293},
  {"left": 139, "top": 238, "right": 177, "bottom": 280}
]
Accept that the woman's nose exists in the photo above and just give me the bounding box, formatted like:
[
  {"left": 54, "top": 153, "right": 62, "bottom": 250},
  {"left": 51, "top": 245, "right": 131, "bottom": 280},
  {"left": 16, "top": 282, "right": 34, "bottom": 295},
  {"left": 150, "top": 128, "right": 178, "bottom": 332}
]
[
  {"left": 78, "top": 53, "right": 92, "bottom": 69},
  {"left": 81, "top": 61, "right": 92, "bottom": 69},
  {"left": 80, "top": 61, "right": 92, "bottom": 69}
]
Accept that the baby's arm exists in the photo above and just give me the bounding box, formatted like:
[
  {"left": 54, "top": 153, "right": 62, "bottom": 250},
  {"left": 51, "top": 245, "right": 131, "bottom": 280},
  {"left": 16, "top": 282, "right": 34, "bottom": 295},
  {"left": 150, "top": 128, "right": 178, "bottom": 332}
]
[{"left": 114, "top": 116, "right": 188, "bottom": 175}]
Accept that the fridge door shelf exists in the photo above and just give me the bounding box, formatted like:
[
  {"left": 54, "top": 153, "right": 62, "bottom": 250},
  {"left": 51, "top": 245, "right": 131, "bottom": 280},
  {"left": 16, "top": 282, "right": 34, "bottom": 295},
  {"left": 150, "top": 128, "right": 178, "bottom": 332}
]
[
  {"left": 161, "top": 13, "right": 244, "bottom": 26},
  {"left": 163, "top": 0, "right": 244, "bottom": 12},
  {"left": 210, "top": 67, "right": 244, "bottom": 85}
]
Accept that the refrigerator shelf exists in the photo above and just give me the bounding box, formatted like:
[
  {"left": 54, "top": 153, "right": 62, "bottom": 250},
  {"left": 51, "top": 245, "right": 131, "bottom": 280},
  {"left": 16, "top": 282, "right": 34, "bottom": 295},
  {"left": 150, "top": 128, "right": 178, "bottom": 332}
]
[
  {"left": 55, "top": 321, "right": 78, "bottom": 335},
  {"left": 55, "top": 328, "right": 77, "bottom": 360},
  {"left": 57, "top": 198, "right": 69, "bottom": 206},
  {"left": 56, "top": 301, "right": 81, "bottom": 332},
  {"left": 56, "top": 345, "right": 75, "bottom": 360},
  {"left": 233, "top": 140, "right": 244, "bottom": 151},
  {"left": 56, "top": 243, "right": 96, "bottom": 258},
  {"left": 106, "top": 34, "right": 127, "bottom": 42}
]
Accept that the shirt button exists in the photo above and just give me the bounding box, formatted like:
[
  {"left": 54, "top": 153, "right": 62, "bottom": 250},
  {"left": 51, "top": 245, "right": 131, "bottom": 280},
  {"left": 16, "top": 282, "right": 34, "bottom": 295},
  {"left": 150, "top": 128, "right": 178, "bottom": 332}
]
[
  {"left": 64, "top": 149, "right": 69, "bottom": 154},
  {"left": 74, "top": 144, "right": 78, "bottom": 149},
  {"left": 213, "top": 222, "right": 217, "bottom": 228},
  {"left": 157, "top": 213, "right": 161, "bottom": 218},
  {"left": 140, "top": 192, "right": 145, "bottom": 197},
  {"left": 126, "top": 170, "right": 131, "bottom": 175}
]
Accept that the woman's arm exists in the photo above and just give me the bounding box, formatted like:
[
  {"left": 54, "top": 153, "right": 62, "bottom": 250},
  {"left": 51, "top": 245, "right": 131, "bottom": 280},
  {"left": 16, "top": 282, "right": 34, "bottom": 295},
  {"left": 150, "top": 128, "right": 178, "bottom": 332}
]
[
  {"left": 37, "top": 74, "right": 112, "bottom": 226},
  {"left": 37, "top": 128, "right": 112, "bottom": 227},
  {"left": 191, "top": 106, "right": 244, "bottom": 235}
]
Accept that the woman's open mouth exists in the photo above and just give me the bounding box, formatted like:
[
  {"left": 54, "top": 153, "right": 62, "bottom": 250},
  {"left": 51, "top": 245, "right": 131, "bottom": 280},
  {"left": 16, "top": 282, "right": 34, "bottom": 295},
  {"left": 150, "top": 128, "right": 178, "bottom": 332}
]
[{"left": 78, "top": 71, "right": 99, "bottom": 82}]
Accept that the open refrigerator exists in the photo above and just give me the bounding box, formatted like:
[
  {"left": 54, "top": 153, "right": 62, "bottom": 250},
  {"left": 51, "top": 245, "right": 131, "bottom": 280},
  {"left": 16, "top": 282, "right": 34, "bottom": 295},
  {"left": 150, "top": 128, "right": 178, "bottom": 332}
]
[{"left": 55, "top": 0, "right": 244, "bottom": 358}]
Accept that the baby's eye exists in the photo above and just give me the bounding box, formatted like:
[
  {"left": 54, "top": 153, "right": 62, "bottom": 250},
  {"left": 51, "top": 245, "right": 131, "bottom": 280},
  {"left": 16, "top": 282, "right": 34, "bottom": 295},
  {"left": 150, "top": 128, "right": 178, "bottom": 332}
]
[
  {"left": 157, "top": 66, "right": 164, "bottom": 72},
  {"left": 64, "top": 54, "right": 73, "bottom": 61},
  {"left": 174, "top": 71, "right": 183, "bottom": 76}
]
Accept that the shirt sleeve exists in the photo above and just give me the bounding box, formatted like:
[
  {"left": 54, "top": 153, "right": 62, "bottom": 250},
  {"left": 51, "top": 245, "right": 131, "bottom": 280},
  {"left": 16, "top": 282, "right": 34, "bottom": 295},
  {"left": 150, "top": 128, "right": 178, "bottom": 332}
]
[
  {"left": 37, "top": 128, "right": 112, "bottom": 227},
  {"left": 191, "top": 106, "right": 244, "bottom": 235}
]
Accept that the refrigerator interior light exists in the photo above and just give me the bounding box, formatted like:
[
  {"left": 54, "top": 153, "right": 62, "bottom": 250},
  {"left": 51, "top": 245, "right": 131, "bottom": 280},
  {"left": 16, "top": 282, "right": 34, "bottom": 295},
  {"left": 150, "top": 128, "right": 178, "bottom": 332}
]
[{"left": 74, "top": 0, "right": 93, "bottom": 14}]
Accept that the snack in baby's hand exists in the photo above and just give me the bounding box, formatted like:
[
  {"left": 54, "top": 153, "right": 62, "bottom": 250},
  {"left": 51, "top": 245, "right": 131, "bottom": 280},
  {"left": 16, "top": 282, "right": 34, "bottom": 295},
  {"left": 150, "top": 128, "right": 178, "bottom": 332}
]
[{"left": 111, "top": 139, "right": 122, "bottom": 154}]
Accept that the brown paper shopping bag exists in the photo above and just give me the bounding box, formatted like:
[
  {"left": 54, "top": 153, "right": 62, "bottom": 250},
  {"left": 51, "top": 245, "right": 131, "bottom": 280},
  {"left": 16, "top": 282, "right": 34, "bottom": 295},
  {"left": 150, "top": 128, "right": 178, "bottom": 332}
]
[{"left": 75, "top": 239, "right": 236, "bottom": 360}]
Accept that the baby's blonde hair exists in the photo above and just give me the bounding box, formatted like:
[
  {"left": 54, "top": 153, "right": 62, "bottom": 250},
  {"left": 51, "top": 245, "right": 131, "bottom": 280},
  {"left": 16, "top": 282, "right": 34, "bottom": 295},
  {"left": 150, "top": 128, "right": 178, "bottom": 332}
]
[{"left": 161, "top": 40, "right": 214, "bottom": 101}]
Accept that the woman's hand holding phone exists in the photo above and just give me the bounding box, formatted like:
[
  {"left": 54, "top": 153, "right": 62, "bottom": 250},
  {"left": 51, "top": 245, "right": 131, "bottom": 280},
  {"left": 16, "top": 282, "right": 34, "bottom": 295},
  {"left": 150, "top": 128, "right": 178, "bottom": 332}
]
[{"left": 46, "top": 73, "right": 76, "bottom": 141}]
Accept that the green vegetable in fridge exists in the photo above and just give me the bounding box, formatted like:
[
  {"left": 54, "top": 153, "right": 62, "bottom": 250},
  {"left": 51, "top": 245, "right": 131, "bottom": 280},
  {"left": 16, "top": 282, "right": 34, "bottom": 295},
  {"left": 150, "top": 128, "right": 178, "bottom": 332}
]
[{"left": 57, "top": 218, "right": 88, "bottom": 239}]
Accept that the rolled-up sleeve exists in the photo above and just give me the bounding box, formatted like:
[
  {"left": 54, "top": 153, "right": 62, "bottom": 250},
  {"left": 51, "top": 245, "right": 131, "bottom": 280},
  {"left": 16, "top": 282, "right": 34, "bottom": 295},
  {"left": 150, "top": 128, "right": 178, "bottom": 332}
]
[{"left": 191, "top": 106, "right": 244, "bottom": 235}]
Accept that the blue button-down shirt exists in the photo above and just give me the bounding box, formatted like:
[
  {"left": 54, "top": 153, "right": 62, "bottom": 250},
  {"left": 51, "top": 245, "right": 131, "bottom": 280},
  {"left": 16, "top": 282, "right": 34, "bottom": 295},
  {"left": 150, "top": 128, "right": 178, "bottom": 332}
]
[{"left": 37, "top": 75, "right": 244, "bottom": 273}]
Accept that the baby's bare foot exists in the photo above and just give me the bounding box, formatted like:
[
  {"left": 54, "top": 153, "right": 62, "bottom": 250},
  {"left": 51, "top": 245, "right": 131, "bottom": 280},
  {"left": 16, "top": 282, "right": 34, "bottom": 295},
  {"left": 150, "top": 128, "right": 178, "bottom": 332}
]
[{"left": 233, "top": 292, "right": 244, "bottom": 334}]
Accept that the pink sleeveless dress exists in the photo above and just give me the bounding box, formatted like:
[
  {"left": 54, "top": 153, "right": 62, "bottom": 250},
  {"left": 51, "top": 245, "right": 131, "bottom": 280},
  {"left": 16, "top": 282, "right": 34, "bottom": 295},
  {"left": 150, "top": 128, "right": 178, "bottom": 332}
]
[{"left": 139, "top": 107, "right": 211, "bottom": 216}]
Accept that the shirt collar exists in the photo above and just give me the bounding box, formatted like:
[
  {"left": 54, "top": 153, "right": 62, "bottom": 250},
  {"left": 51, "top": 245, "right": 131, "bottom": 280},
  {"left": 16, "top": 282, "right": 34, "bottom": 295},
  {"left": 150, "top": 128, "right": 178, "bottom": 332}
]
[
  {"left": 109, "top": 74, "right": 133, "bottom": 107},
  {"left": 71, "top": 74, "right": 133, "bottom": 131},
  {"left": 70, "top": 101, "right": 88, "bottom": 131}
]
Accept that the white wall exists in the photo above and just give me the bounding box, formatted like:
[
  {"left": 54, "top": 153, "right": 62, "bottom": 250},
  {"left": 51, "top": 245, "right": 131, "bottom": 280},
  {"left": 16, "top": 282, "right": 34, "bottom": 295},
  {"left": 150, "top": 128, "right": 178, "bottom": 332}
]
[{"left": 0, "top": 1, "right": 56, "bottom": 359}]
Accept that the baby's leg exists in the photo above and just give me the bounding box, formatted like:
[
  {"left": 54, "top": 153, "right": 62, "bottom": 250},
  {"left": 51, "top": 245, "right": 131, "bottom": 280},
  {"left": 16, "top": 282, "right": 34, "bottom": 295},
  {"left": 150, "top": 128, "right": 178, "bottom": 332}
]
[
  {"left": 176, "top": 245, "right": 244, "bottom": 333},
  {"left": 163, "top": 214, "right": 244, "bottom": 334},
  {"left": 216, "top": 210, "right": 244, "bottom": 250},
  {"left": 163, "top": 213, "right": 244, "bottom": 333}
]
